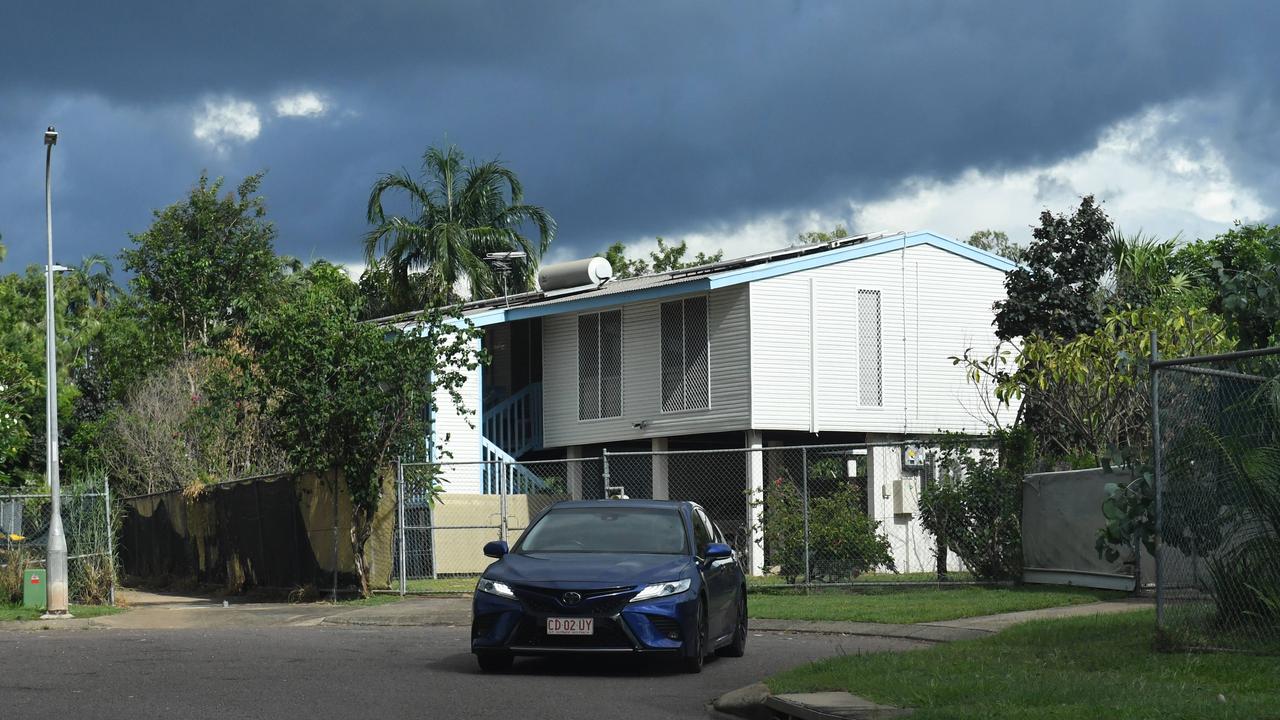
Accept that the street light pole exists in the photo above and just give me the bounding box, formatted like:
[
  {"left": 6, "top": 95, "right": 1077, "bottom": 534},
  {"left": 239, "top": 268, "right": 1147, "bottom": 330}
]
[{"left": 41, "top": 125, "right": 71, "bottom": 619}]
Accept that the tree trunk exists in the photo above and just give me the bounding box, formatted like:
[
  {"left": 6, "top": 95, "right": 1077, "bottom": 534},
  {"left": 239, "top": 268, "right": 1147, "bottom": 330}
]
[
  {"left": 350, "top": 508, "right": 373, "bottom": 598},
  {"left": 936, "top": 529, "right": 949, "bottom": 582}
]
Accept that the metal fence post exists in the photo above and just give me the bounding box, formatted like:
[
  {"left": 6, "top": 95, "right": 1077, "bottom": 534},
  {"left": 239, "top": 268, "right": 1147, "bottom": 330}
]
[
  {"left": 1150, "top": 330, "right": 1164, "bottom": 627},
  {"left": 802, "top": 447, "right": 810, "bottom": 586},
  {"left": 602, "top": 449, "right": 611, "bottom": 499},
  {"left": 397, "top": 458, "right": 407, "bottom": 596},
  {"left": 499, "top": 462, "right": 510, "bottom": 542},
  {"left": 103, "top": 476, "right": 116, "bottom": 606}
]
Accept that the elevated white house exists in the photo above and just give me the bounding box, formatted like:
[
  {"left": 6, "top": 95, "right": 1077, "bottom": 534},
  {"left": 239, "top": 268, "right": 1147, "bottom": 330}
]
[{"left": 414, "top": 230, "right": 1016, "bottom": 574}]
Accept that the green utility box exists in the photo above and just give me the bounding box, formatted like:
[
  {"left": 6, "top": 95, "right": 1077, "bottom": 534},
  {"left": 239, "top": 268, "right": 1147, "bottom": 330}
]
[{"left": 23, "top": 569, "right": 46, "bottom": 609}]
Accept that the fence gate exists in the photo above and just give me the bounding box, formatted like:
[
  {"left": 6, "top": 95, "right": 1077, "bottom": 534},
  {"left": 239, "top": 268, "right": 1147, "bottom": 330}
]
[{"left": 392, "top": 457, "right": 602, "bottom": 592}]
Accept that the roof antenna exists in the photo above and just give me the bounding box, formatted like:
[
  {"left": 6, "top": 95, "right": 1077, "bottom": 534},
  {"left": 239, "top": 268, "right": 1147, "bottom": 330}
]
[{"left": 484, "top": 252, "right": 527, "bottom": 307}]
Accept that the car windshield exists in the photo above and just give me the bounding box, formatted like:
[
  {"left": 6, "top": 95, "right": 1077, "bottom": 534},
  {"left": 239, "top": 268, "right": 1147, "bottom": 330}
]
[{"left": 515, "top": 507, "right": 688, "bottom": 554}]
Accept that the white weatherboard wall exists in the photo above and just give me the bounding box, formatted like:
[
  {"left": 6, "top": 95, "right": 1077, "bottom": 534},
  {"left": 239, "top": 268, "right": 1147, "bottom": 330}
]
[
  {"left": 541, "top": 285, "right": 752, "bottom": 448},
  {"left": 432, "top": 337, "right": 483, "bottom": 493},
  {"left": 749, "top": 243, "right": 1007, "bottom": 435}
]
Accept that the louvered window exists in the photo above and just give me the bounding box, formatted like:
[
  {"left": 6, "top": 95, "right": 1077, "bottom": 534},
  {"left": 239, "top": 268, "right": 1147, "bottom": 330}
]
[
  {"left": 858, "top": 289, "right": 882, "bottom": 406},
  {"left": 660, "top": 296, "right": 709, "bottom": 412},
  {"left": 578, "top": 310, "right": 622, "bottom": 419}
]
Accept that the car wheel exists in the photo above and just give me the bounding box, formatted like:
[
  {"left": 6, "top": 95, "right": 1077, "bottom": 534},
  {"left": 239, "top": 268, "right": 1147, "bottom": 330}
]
[
  {"left": 476, "top": 652, "right": 513, "bottom": 673},
  {"left": 717, "top": 591, "right": 747, "bottom": 658},
  {"left": 681, "top": 600, "right": 707, "bottom": 674}
]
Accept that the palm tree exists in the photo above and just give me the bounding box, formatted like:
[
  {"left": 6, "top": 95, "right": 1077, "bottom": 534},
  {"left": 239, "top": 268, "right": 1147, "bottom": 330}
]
[
  {"left": 1107, "top": 229, "right": 1192, "bottom": 307},
  {"left": 364, "top": 144, "right": 555, "bottom": 311},
  {"left": 73, "top": 254, "right": 119, "bottom": 310}
]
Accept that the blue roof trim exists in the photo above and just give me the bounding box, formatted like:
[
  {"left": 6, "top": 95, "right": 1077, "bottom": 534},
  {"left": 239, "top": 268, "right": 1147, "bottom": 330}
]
[
  {"left": 916, "top": 230, "right": 1020, "bottom": 272},
  {"left": 706, "top": 231, "right": 1016, "bottom": 289},
  {"left": 457, "top": 230, "right": 1014, "bottom": 325}
]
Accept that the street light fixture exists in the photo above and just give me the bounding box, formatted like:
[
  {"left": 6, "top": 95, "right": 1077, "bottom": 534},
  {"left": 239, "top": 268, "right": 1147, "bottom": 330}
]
[{"left": 41, "top": 125, "right": 71, "bottom": 619}]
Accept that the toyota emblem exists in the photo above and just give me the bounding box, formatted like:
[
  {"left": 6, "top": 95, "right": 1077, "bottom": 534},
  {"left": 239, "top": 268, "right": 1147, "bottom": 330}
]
[{"left": 561, "top": 592, "right": 582, "bottom": 606}]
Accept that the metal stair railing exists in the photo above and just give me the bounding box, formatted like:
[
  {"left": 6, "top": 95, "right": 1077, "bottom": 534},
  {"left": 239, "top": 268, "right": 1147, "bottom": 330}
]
[
  {"left": 481, "top": 382, "right": 543, "bottom": 459},
  {"left": 480, "top": 437, "right": 547, "bottom": 494}
]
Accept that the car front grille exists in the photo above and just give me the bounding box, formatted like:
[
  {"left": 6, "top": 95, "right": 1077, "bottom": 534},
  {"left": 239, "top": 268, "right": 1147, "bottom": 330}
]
[
  {"left": 511, "top": 616, "right": 635, "bottom": 649},
  {"left": 512, "top": 585, "right": 634, "bottom": 615}
]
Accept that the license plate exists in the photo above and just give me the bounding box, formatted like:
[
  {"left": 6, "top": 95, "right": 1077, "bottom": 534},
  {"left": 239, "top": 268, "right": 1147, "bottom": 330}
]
[{"left": 546, "top": 617, "right": 593, "bottom": 635}]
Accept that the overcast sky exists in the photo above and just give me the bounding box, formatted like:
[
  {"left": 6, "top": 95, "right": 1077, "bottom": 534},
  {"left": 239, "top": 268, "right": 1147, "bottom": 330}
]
[{"left": 1, "top": 1, "right": 1277, "bottom": 273}]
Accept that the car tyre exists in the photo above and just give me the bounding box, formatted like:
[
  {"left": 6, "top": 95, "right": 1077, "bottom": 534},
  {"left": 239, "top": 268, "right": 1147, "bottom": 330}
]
[
  {"left": 681, "top": 600, "right": 707, "bottom": 674},
  {"left": 476, "top": 652, "right": 513, "bottom": 673},
  {"left": 717, "top": 591, "right": 747, "bottom": 658}
]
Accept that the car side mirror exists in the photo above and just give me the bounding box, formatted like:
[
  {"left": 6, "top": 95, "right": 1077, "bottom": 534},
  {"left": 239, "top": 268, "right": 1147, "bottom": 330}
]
[
  {"left": 705, "top": 542, "right": 732, "bottom": 560},
  {"left": 483, "top": 540, "right": 509, "bottom": 558}
]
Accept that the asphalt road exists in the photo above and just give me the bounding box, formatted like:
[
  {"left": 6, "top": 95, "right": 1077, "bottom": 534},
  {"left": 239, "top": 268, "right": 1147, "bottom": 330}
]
[{"left": 0, "top": 624, "right": 925, "bottom": 719}]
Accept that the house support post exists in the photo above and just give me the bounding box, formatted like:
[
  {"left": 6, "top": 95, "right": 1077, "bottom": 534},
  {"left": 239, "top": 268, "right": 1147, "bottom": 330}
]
[
  {"left": 651, "top": 437, "right": 669, "bottom": 500},
  {"left": 567, "top": 445, "right": 584, "bottom": 500},
  {"left": 746, "top": 430, "right": 764, "bottom": 576}
]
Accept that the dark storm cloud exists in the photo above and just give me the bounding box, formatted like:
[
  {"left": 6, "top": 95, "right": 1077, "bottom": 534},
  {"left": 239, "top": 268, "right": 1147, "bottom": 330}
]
[{"left": 1, "top": 1, "right": 1278, "bottom": 268}]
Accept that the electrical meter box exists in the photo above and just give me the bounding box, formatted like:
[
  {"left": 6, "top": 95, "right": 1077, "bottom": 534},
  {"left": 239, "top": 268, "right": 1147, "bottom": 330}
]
[
  {"left": 23, "top": 569, "right": 46, "bottom": 609},
  {"left": 902, "top": 445, "right": 926, "bottom": 468}
]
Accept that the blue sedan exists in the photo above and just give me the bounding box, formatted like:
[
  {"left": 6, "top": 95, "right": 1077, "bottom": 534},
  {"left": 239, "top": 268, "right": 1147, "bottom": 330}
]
[{"left": 471, "top": 499, "right": 748, "bottom": 673}]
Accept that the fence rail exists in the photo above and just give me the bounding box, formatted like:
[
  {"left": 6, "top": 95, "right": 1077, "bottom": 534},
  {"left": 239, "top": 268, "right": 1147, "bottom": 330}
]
[{"left": 389, "top": 440, "right": 989, "bottom": 593}]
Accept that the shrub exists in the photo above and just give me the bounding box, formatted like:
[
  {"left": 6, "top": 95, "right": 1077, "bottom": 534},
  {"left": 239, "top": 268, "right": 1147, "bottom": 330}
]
[
  {"left": 760, "top": 464, "right": 894, "bottom": 584},
  {"left": 920, "top": 429, "right": 1032, "bottom": 581},
  {"left": 1, "top": 541, "right": 30, "bottom": 604}
]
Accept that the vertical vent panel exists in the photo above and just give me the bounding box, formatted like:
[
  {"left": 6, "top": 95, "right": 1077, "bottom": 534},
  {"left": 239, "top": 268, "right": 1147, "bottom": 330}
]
[{"left": 858, "top": 289, "right": 882, "bottom": 407}]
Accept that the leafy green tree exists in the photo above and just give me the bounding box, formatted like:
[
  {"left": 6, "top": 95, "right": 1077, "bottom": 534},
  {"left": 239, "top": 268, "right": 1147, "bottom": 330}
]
[
  {"left": 965, "top": 229, "right": 1027, "bottom": 264},
  {"left": 248, "top": 262, "right": 481, "bottom": 595},
  {"left": 599, "top": 237, "right": 723, "bottom": 279},
  {"left": 364, "top": 144, "right": 555, "bottom": 308},
  {"left": 0, "top": 349, "right": 35, "bottom": 484},
  {"left": 0, "top": 262, "right": 108, "bottom": 486},
  {"left": 956, "top": 306, "right": 1232, "bottom": 463},
  {"left": 122, "top": 172, "right": 281, "bottom": 352},
  {"left": 994, "top": 196, "right": 1114, "bottom": 341},
  {"left": 796, "top": 224, "right": 851, "bottom": 245},
  {"left": 1173, "top": 222, "right": 1280, "bottom": 349}
]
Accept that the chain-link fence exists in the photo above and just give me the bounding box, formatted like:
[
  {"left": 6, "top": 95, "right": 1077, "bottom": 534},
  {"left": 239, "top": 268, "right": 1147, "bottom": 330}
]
[
  {"left": 390, "top": 441, "right": 993, "bottom": 593},
  {"left": 1, "top": 480, "right": 116, "bottom": 605},
  {"left": 1153, "top": 346, "right": 1280, "bottom": 652}
]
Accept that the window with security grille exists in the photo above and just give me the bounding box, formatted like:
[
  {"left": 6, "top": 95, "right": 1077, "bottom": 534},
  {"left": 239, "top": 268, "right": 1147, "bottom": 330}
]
[
  {"left": 660, "top": 296, "right": 709, "bottom": 411},
  {"left": 578, "top": 310, "right": 622, "bottom": 419},
  {"left": 858, "top": 289, "right": 882, "bottom": 406}
]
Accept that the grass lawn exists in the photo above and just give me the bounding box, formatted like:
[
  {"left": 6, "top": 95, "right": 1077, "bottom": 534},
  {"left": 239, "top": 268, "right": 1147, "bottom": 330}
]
[
  {"left": 0, "top": 604, "right": 124, "bottom": 622},
  {"left": 399, "top": 577, "right": 481, "bottom": 594},
  {"left": 768, "top": 610, "right": 1280, "bottom": 720},
  {"left": 749, "top": 585, "right": 1125, "bottom": 625},
  {"left": 749, "top": 572, "right": 976, "bottom": 587},
  {"left": 397, "top": 573, "right": 978, "bottom": 595}
]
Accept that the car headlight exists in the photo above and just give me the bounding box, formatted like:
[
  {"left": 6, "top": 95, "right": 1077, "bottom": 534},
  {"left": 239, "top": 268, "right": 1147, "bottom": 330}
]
[
  {"left": 630, "top": 578, "right": 692, "bottom": 603},
  {"left": 477, "top": 578, "right": 516, "bottom": 599}
]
